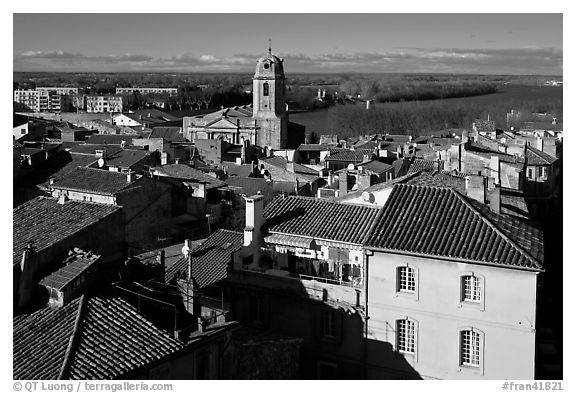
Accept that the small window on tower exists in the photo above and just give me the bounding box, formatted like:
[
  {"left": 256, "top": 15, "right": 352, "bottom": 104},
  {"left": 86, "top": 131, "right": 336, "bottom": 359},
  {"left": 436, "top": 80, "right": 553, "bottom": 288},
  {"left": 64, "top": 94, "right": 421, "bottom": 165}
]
[
  {"left": 263, "top": 83, "right": 269, "bottom": 96},
  {"left": 264, "top": 63, "right": 270, "bottom": 69}
]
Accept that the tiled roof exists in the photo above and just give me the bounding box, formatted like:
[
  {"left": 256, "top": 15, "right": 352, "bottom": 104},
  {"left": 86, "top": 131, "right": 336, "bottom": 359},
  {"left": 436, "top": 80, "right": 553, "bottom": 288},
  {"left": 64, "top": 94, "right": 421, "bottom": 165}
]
[
  {"left": 149, "top": 127, "right": 186, "bottom": 143},
  {"left": 51, "top": 167, "right": 136, "bottom": 195},
  {"left": 365, "top": 184, "right": 543, "bottom": 271},
  {"left": 68, "top": 144, "right": 123, "bottom": 156},
  {"left": 39, "top": 252, "right": 100, "bottom": 291},
  {"left": 224, "top": 163, "right": 255, "bottom": 178},
  {"left": 407, "top": 158, "right": 441, "bottom": 173},
  {"left": 153, "top": 164, "right": 226, "bottom": 189},
  {"left": 261, "top": 156, "right": 320, "bottom": 176},
  {"left": 13, "top": 296, "right": 184, "bottom": 380},
  {"left": 264, "top": 196, "right": 381, "bottom": 245},
  {"left": 354, "top": 140, "right": 380, "bottom": 150},
  {"left": 165, "top": 230, "right": 243, "bottom": 287},
  {"left": 13, "top": 297, "right": 82, "bottom": 379},
  {"left": 13, "top": 197, "right": 122, "bottom": 266},
  {"left": 403, "top": 171, "right": 465, "bottom": 192},
  {"left": 360, "top": 160, "right": 393, "bottom": 175},
  {"left": 131, "top": 108, "right": 180, "bottom": 122},
  {"left": 85, "top": 134, "right": 138, "bottom": 145},
  {"left": 33, "top": 153, "right": 99, "bottom": 188},
  {"left": 325, "top": 148, "right": 375, "bottom": 163},
  {"left": 525, "top": 146, "right": 557, "bottom": 165},
  {"left": 13, "top": 140, "right": 24, "bottom": 149},
  {"left": 224, "top": 176, "right": 272, "bottom": 196},
  {"left": 296, "top": 144, "right": 332, "bottom": 152},
  {"left": 105, "top": 148, "right": 152, "bottom": 169},
  {"left": 15, "top": 151, "right": 98, "bottom": 189},
  {"left": 467, "top": 142, "right": 523, "bottom": 165}
]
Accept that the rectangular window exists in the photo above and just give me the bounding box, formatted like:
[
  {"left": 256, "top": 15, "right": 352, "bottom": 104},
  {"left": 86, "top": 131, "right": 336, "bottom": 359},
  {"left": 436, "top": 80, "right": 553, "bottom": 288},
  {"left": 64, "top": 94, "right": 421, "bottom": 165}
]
[
  {"left": 396, "top": 319, "right": 415, "bottom": 354},
  {"left": 321, "top": 309, "right": 336, "bottom": 338},
  {"left": 462, "top": 275, "right": 481, "bottom": 302},
  {"left": 397, "top": 266, "right": 416, "bottom": 292},
  {"left": 527, "top": 167, "right": 534, "bottom": 180},
  {"left": 460, "top": 330, "right": 480, "bottom": 367}
]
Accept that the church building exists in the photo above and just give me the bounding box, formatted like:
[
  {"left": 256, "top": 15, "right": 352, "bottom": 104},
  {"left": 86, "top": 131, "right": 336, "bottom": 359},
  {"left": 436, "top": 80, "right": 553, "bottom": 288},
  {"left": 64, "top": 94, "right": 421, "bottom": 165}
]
[{"left": 183, "top": 48, "right": 305, "bottom": 150}]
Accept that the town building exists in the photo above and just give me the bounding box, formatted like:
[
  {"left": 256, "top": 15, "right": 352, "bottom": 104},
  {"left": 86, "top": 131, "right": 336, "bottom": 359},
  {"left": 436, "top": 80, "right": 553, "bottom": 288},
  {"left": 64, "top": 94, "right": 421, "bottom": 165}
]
[
  {"left": 363, "top": 182, "right": 543, "bottom": 379},
  {"left": 47, "top": 167, "right": 172, "bottom": 253},
  {"left": 14, "top": 89, "right": 73, "bottom": 112},
  {"left": 36, "top": 87, "right": 79, "bottom": 95},
  {"left": 183, "top": 49, "right": 305, "bottom": 150},
  {"left": 112, "top": 108, "right": 180, "bottom": 128},
  {"left": 85, "top": 94, "right": 125, "bottom": 113},
  {"left": 116, "top": 87, "right": 178, "bottom": 96}
]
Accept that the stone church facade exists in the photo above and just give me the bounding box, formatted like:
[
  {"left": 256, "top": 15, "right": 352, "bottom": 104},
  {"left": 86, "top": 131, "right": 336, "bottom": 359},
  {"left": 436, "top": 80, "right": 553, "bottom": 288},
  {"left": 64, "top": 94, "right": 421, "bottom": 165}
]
[{"left": 183, "top": 49, "right": 304, "bottom": 150}]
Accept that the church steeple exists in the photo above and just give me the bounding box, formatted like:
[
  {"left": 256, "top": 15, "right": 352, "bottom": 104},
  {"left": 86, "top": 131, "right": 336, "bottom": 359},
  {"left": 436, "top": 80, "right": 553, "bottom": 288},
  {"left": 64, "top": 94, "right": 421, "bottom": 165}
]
[{"left": 253, "top": 46, "right": 287, "bottom": 149}]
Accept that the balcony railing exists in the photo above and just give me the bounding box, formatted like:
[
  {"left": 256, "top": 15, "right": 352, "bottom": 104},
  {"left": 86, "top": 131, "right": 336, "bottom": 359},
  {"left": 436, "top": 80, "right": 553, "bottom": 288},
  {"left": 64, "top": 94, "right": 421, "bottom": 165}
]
[{"left": 240, "top": 266, "right": 361, "bottom": 288}]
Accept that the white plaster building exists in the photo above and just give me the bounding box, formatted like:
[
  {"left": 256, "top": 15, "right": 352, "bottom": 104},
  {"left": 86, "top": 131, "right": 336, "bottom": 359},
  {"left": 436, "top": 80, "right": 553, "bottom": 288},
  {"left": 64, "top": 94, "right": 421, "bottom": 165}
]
[{"left": 363, "top": 183, "right": 543, "bottom": 379}]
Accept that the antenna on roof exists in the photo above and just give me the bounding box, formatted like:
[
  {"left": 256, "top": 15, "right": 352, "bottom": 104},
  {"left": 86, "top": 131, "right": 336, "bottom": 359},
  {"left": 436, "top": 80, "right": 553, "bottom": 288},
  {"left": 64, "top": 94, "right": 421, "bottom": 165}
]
[{"left": 268, "top": 38, "right": 272, "bottom": 55}]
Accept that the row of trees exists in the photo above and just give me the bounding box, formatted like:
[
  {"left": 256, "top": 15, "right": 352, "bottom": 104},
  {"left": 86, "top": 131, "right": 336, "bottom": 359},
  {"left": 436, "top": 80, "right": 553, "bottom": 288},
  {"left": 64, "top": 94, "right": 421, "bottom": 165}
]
[
  {"left": 325, "top": 96, "right": 563, "bottom": 138},
  {"left": 339, "top": 79, "right": 498, "bottom": 103}
]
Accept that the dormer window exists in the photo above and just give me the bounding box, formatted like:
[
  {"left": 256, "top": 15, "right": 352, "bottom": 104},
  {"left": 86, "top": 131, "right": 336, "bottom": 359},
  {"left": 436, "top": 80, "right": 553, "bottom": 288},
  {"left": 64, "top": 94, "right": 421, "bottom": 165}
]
[{"left": 263, "top": 82, "right": 269, "bottom": 96}]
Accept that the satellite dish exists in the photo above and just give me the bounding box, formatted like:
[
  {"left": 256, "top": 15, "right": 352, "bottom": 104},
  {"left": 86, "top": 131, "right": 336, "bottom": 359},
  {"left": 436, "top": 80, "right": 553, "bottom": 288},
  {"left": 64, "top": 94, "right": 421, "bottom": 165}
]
[
  {"left": 97, "top": 158, "right": 105, "bottom": 167},
  {"left": 362, "top": 192, "right": 375, "bottom": 203},
  {"left": 347, "top": 163, "right": 355, "bottom": 171}
]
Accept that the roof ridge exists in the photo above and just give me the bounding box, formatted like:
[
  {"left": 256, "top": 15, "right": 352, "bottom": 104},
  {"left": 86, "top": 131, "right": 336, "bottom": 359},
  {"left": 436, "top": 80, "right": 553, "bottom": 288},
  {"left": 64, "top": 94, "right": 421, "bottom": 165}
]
[
  {"left": 58, "top": 295, "right": 87, "bottom": 379},
  {"left": 447, "top": 187, "right": 542, "bottom": 269},
  {"left": 527, "top": 145, "right": 556, "bottom": 161}
]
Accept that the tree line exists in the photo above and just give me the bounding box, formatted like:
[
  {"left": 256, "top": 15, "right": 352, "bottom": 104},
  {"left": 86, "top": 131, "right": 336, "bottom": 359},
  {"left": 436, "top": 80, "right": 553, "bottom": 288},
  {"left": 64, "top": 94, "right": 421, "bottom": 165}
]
[{"left": 325, "top": 96, "right": 563, "bottom": 138}]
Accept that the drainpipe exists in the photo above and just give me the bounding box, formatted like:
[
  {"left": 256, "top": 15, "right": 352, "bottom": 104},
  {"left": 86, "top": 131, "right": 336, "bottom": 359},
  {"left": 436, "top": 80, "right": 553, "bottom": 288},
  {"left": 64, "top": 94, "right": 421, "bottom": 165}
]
[{"left": 363, "top": 249, "right": 373, "bottom": 379}]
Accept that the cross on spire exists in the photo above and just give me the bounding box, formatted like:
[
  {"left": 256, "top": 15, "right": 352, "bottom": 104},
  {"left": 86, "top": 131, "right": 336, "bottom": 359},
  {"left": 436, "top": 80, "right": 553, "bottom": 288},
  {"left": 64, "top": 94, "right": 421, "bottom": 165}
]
[{"left": 268, "top": 39, "right": 272, "bottom": 55}]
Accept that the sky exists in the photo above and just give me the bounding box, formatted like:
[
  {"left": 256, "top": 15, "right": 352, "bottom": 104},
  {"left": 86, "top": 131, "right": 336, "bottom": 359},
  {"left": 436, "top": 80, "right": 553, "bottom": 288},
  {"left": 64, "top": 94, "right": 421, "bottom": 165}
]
[{"left": 13, "top": 13, "right": 563, "bottom": 74}]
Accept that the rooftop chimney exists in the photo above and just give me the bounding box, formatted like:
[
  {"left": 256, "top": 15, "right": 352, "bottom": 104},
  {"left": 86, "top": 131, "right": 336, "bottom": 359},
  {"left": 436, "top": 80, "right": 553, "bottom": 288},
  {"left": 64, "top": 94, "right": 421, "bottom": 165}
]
[
  {"left": 488, "top": 185, "right": 501, "bottom": 214},
  {"left": 339, "top": 172, "right": 349, "bottom": 196},
  {"left": 126, "top": 169, "right": 134, "bottom": 183},
  {"left": 57, "top": 193, "right": 68, "bottom": 205},
  {"left": 465, "top": 174, "right": 486, "bottom": 204},
  {"left": 244, "top": 195, "right": 264, "bottom": 247},
  {"left": 156, "top": 249, "right": 166, "bottom": 270},
  {"left": 16, "top": 243, "right": 35, "bottom": 310}
]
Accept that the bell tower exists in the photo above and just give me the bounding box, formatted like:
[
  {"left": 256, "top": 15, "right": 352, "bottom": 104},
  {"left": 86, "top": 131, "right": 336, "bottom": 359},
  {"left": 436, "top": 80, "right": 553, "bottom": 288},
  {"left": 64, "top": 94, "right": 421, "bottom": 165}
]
[{"left": 253, "top": 43, "right": 288, "bottom": 149}]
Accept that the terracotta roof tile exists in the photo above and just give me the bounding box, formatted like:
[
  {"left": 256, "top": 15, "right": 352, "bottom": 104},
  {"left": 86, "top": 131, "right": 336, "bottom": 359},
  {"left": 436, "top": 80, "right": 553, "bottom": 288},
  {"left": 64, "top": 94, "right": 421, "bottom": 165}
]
[
  {"left": 365, "top": 184, "right": 543, "bottom": 271},
  {"left": 51, "top": 167, "right": 136, "bottom": 195},
  {"left": 325, "top": 148, "right": 375, "bottom": 163},
  {"left": 153, "top": 164, "right": 226, "bottom": 189},
  {"left": 85, "top": 134, "right": 139, "bottom": 145},
  {"left": 13, "top": 296, "right": 184, "bottom": 380},
  {"left": 148, "top": 127, "right": 186, "bottom": 143},
  {"left": 13, "top": 197, "right": 122, "bottom": 266},
  {"left": 525, "top": 146, "right": 558, "bottom": 165},
  {"left": 165, "top": 230, "right": 243, "bottom": 287},
  {"left": 264, "top": 196, "right": 381, "bottom": 245}
]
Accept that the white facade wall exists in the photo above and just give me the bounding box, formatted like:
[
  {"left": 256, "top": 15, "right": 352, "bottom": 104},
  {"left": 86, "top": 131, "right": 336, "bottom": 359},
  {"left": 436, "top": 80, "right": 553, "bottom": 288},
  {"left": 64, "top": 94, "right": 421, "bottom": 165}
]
[
  {"left": 366, "top": 251, "right": 538, "bottom": 380},
  {"left": 52, "top": 189, "right": 116, "bottom": 205},
  {"left": 113, "top": 114, "right": 142, "bottom": 126}
]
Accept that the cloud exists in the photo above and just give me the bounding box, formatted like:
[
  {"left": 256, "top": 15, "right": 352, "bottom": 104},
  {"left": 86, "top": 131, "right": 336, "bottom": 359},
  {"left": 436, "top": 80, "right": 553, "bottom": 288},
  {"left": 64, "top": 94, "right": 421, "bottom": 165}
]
[{"left": 13, "top": 47, "right": 563, "bottom": 74}]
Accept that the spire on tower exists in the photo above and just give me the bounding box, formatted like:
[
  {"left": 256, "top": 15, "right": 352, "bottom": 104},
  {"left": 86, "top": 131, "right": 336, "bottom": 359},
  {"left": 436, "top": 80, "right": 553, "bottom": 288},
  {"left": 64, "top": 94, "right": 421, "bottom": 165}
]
[{"left": 268, "top": 39, "right": 272, "bottom": 55}]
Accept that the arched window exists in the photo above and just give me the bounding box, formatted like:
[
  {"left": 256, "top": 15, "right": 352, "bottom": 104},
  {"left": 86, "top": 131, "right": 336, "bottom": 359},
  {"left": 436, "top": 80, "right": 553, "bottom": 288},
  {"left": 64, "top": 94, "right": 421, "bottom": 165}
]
[{"left": 263, "top": 82, "right": 269, "bottom": 97}]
